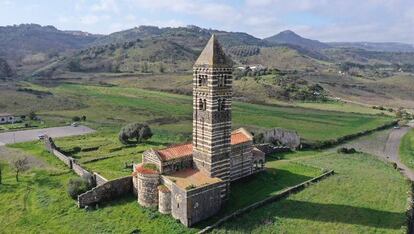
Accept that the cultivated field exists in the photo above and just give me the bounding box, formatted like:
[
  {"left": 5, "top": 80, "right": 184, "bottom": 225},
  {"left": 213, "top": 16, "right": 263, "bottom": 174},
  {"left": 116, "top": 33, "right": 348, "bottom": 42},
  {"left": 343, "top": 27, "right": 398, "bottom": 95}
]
[{"left": 214, "top": 152, "right": 410, "bottom": 233}]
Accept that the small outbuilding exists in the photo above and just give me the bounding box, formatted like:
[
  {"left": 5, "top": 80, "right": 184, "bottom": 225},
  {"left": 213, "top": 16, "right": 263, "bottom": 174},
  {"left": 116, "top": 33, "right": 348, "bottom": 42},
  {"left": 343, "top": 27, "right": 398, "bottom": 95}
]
[{"left": 0, "top": 113, "right": 21, "bottom": 124}]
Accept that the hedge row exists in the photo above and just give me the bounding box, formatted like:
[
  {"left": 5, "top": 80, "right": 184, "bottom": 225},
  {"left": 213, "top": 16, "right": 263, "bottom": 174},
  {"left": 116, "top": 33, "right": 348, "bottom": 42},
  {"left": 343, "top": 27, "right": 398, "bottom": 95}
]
[{"left": 301, "top": 120, "right": 398, "bottom": 149}]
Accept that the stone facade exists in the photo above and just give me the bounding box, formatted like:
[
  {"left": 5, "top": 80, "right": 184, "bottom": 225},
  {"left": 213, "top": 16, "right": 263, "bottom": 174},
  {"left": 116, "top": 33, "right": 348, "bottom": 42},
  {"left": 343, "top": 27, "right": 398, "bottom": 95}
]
[
  {"left": 136, "top": 167, "right": 160, "bottom": 207},
  {"left": 158, "top": 186, "right": 171, "bottom": 214},
  {"left": 133, "top": 35, "right": 266, "bottom": 227}
]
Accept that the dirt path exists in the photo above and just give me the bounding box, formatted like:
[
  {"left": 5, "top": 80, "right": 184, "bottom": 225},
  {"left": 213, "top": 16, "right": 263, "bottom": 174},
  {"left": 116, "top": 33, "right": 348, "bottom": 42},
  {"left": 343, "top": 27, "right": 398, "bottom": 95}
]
[
  {"left": 384, "top": 127, "right": 414, "bottom": 180},
  {"left": 337, "top": 126, "right": 414, "bottom": 180}
]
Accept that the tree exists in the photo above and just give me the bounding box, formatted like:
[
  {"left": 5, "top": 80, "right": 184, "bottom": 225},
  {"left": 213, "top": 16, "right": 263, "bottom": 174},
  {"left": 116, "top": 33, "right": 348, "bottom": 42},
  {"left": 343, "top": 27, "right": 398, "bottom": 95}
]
[
  {"left": 81, "top": 115, "right": 87, "bottom": 121},
  {"left": 13, "top": 157, "right": 29, "bottom": 182},
  {"left": 29, "top": 111, "right": 36, "bottom": 120},
  {"left": 68, "top": 59, "right": 81, "bottom": 72},
  {"left": 119, "top": 123, "right": 153, "bottom": 145}
]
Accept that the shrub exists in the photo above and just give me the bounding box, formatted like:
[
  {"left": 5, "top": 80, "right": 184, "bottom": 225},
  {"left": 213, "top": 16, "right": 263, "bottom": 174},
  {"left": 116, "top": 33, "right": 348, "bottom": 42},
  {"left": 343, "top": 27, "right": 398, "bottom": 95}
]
[
  {"left": 186, "top": 184, "right": 197, "bottom": 190},
  {"left": 67, "top": 177, "right": 92, "bottom": 199},
  {"left": 72, "top": 116, "right": 81, "bottom": 122},
  {"left": 337, "top": 147, "right": 357, "bottom": 154},
  {"left": 142, "top": 163, "right": 158, "bottom": 171},
  {"left": 28, "top": 111, "right": 36, "bottom": 120}
]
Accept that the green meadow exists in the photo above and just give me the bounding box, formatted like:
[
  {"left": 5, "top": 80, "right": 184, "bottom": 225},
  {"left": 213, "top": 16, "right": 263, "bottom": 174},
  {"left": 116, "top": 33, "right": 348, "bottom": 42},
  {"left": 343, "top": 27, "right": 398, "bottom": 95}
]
[
  {"left": 36, "top": 83, "right": 393, "bottom": 142},
  {"left": 214, "top": 152, "right": 409, "bottom": 234},
  {"left": 400, "top": 129, "right": 414, "bottom": 171},
  {"left": 1, "top": 141, "right": 321, "bottom": 233}
]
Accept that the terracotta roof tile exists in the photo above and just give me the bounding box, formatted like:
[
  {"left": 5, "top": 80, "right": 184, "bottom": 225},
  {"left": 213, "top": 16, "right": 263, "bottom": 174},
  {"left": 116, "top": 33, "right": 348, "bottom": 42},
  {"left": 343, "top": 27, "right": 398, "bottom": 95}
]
[
  {"left": 134, "top": 164, "right": 159, "bottom": 175},
  {"left": 157, "top": 143, "right": 192, "bottom": 161},
  {"left": 231, "top": 132, "right": 251, "bottom": 145},
  {"left": 155, "top": 131, "right": 252, "bottom": 161}
]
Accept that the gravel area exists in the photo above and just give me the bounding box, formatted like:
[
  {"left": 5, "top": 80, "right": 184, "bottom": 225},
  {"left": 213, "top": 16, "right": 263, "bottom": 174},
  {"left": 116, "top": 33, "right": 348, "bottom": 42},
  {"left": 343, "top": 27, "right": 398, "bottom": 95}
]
[{"left": 0, "top": 125, "right": 95, "bottom": 145}]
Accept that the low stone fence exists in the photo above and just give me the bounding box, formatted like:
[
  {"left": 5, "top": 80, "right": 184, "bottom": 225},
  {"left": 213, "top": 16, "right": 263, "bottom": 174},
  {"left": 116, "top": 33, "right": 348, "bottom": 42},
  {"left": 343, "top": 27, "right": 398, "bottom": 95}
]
[
  {"left": 78, "top": 176, "right": 133, "bottom": 208},
  {"left": 52, "top": 149, "right": 73, "bottom": 167},
  {"left": 43, "top": 136, "right": 107, "bottom": 185},
  {"left": 255, "top": 144, "right": 290, "bottom": 155},
  {"left": 94, "top": 172, "right": 109, "bottom": 186},
  {"left": 198, "top": 170, "right": 335, "bottom": 234}
]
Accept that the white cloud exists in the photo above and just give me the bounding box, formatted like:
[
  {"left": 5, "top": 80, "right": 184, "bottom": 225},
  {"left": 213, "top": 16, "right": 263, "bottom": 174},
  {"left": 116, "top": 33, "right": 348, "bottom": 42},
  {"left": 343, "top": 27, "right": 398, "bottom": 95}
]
[
  {"left": 91, "top": 0, "right": 119, "bottom": 13},
  {"left": 80, "top": 15, "right": 107, "bottom": 25}
]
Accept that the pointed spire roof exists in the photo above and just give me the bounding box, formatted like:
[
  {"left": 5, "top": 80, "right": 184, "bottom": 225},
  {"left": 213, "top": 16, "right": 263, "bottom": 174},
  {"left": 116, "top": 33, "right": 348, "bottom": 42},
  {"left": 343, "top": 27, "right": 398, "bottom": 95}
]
[{"left": 194, "top": 34, "right": 233, "bottom": 68}]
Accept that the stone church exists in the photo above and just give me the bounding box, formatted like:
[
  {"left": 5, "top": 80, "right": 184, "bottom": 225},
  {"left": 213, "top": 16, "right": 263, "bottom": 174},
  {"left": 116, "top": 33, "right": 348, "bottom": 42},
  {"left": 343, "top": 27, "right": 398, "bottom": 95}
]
[{"left": 132, "top": 35, "right": 265, "bottom": 227}]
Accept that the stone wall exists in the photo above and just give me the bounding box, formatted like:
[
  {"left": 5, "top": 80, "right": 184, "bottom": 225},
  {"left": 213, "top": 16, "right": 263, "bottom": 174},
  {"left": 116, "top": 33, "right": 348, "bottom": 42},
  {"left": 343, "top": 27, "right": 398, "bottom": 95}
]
[
  {"left": 52, "top": 149, "right": 73, "bottom": 167},
  {"left": 72, "top": 161, "right": 92, "bottom": 178},
  {"left": 137, "top": 172, "right": 160, "bottom": 207},
  {"left": 94, "top": 172, "right": 108, "bottom": 186},
  {"left": 78, "top": 176, "right": 133, "bottom": 208},
  {"left": 158, "top": 188, "right": 171, "bottom": 214},
  {"left": 43, "top": 136, "right": 107, "bottom": 187},
  {"left": 260, "top": 128, "right": 301, "bottom": 149},
  {"left": 171, "top": 182, "right": 225, "bottom": 227},
  {"left": 230, "top": 142, "right": 253, "bottom": 181},
  {"left": 255, "top": 144, "right": 290, "bottom": 155}
]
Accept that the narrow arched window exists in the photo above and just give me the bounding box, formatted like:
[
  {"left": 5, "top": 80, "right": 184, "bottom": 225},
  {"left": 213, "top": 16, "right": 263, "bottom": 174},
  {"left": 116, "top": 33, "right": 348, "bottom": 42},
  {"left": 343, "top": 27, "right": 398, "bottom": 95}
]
[
  {"left": 198, "top": 75, "right": 202, "bottom": 86},
  {"left": 221, "top": 99, "right": 226, "bottom": 111},
  {"left": 199, "top": 99, "right": 203, "bottom": 110},
  {"left": 217, "top": 99, "right": 222, "bottom": 111},
  {"left": 203, "top": 99, "right": 207, "bottom": 110}
]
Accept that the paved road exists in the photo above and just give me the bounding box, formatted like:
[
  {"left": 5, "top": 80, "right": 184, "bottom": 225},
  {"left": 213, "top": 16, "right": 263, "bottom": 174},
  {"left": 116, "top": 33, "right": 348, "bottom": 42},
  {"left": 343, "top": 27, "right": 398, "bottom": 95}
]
[
  {"left": 0, "top": 125, "right": 95, "bottom": 145},
  {"left": 384, "top": 126, "right": 414, "bottom": 180}
]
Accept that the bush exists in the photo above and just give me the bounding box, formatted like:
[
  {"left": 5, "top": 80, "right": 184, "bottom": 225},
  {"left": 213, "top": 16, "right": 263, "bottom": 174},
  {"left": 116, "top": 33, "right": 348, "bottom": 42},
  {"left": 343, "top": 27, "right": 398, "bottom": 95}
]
[
  {"left": 337, "top": 147, "right": 357, "bottom": 154},
  {"left": 119, "top": 123, "right": 153, "bottom": 145},
  {"left": 72, "top": 116, "right": 81, "bottom": 122},
  {"left": 67, "top": 177, "right": 92, "bottom": 199}
]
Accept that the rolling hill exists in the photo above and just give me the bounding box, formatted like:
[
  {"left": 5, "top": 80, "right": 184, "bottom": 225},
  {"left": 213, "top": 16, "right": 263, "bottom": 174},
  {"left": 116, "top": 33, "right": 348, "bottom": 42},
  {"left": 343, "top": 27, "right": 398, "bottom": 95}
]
[
  {"left": 0, "top": 24, "right": 100, "bottom": 67},
  {"left": 264, "top": 30, "right": 330, "bottom": 50}
]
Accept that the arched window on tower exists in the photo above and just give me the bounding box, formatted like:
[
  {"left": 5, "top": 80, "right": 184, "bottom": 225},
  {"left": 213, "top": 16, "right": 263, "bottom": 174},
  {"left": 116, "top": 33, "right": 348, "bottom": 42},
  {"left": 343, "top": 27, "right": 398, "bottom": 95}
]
[
  {"left": 198, "top": 75, "right": 202, "bottom": 86},
  {"left": 218, "top": 99, "right": 226, "bottom": 111},
  {"left": 198, "top": 98, "right": 203, "bottom": 110},
  {"left": 203, "top": 99, "right": 207, "bottom": 110},
  {"left": 217, "top": 99, "right": 222, "bottom": 111},
  {"left": 218, "top": 75, "right": 225, "bottom": 87}
]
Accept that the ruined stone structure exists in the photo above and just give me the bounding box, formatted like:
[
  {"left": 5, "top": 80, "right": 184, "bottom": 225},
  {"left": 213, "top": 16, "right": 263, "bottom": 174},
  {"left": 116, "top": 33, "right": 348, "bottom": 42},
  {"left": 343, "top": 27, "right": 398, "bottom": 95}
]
[{"left": 132, "top": 35, "right": 265, "bottom": 227}]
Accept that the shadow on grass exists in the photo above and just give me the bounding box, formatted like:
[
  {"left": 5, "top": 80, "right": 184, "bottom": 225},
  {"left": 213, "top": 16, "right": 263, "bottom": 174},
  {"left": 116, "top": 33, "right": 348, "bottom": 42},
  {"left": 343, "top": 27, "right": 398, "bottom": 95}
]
[
  {"left": 194, "top": 168, "right": 315, "bottom": 228},
  {"left": 223, "top": 199, "right": 405, "bottom": 232}
]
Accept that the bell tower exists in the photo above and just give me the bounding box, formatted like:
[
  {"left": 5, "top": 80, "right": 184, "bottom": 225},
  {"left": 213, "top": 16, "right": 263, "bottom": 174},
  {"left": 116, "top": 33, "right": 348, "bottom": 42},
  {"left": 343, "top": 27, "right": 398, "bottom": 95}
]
[{"left": 192, "top": 35, "right": 233, "bottom": 188}]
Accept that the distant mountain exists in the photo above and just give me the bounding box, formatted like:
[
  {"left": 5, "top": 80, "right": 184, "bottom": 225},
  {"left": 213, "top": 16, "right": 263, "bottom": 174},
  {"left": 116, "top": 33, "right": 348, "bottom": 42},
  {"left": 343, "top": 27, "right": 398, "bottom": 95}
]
[
  {"left": 17, "top": 24, "right": 414, "bottom": 77},
  {"left": 0, "top": 24, "right": 101, "bottom": 63},
  {"left": 328, "top": 42, "right": 414, "bottom": 53},
  {"left": 264, "top": 30, "right": 330, "bottom": 50}
]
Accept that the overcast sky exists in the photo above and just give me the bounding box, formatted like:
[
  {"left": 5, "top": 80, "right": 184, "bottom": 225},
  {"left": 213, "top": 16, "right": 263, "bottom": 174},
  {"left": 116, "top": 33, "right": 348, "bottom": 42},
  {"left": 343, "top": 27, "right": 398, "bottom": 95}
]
[{"left": 0, "top": 0, "right": 413, "bottom": 44}]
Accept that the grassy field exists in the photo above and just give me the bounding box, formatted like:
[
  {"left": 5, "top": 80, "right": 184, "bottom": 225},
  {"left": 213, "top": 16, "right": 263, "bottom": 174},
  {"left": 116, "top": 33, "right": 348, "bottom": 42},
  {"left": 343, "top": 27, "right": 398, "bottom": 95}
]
[
  {"left": 400, "top": 129, "right": 414, "bottom": 171},
  {"left": 110, "top": 74, "right": 390, "bottom": 115},
  {"left": 1, "top": 142, "right": 321, "bottom": 233},
  {"left": 214, "top": 152, "right": 410, "bottom": 234},
  {"left": 30, "top": 83, "right": 393, "bottom": 142}
]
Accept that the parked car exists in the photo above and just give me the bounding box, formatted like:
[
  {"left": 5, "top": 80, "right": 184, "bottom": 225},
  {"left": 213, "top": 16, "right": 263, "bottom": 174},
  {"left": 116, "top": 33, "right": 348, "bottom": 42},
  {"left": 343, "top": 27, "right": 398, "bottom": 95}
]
[
  {"left": 71, "top": 122, "right": 79, "bottom": 127},
  {"left": 38, "top": 134, "right": 46, "bottom": 140},
  {"left": 393, "top": 126, "right": 400, "bottom": 129}
]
